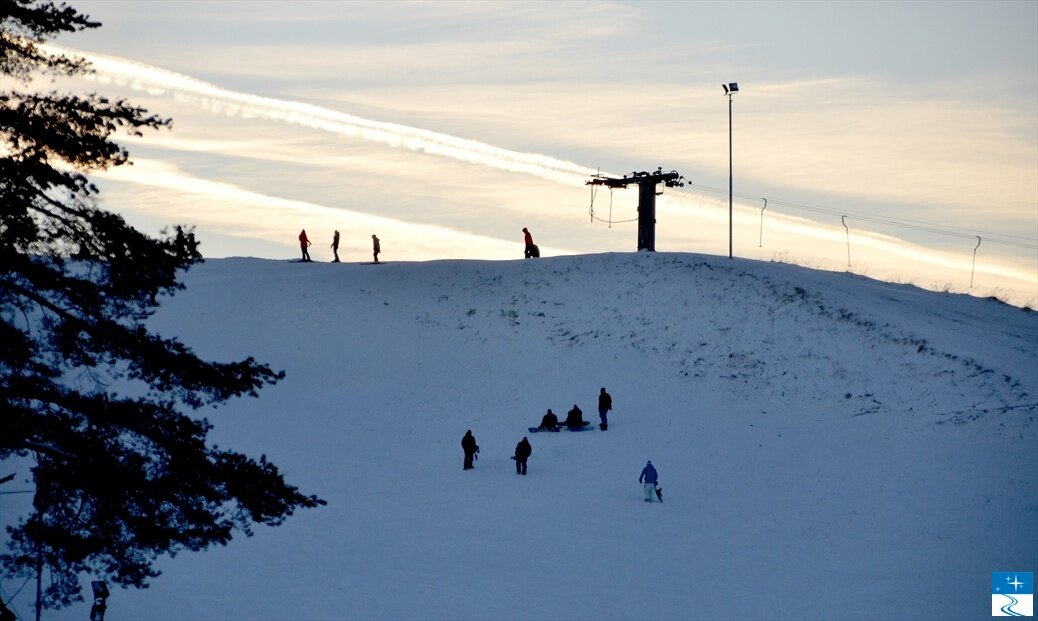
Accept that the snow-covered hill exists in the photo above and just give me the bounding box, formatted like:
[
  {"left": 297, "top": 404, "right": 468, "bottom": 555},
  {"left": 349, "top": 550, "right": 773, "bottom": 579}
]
[{"left": 12, "top": 252, "right": 1038, "bottom": 620}]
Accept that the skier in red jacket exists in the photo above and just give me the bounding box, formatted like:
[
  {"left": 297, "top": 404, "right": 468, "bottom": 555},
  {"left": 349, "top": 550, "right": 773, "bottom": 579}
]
[{"left": 522, "top": 227, "right": 539, "bottom": 258}]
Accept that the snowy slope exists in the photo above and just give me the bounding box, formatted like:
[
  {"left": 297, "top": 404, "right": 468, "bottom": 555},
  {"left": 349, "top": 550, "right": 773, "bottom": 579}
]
[{"left": 9, "top": 252, "right": 1037, "bottom": 621}]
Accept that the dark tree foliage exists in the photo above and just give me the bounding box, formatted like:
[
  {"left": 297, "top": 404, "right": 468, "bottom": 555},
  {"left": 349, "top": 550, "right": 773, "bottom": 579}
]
[{"left": 0, "top": 1, "right": 324, "bottom": 610}]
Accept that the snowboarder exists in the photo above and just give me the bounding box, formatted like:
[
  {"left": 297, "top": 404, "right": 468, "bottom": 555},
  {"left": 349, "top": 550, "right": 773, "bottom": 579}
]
[
  {"left": 564, "top": 404, "right": 585, "bottom": 429},
  {"left": 331, "top": 230, "right": 340, "bottom": 263},
  {"left": 372, "top": 234, "right": 381, "bottom": 264},
  {"left": 522, "top": 227, "right": 539, "bottom": 258},
  {"left": 537, "top": 408, "right": 559, "bottom": 430},
  {"left": 298, "top": 229, "right": 312, "bottom": 262},
  {"left": 514, "top": 437, "right": 532, "bottom": 475},
  {"left": 598, "top": 387, "right": 612, "bottom": 431},
  {"left": 639, "top": 460, "right": 658, "bottom": 503},
  {"left": 461, "top": 430, "right": 479, "bottom": 470}
]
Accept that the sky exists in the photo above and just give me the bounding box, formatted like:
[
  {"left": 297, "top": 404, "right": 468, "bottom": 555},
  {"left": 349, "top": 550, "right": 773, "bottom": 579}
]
[{"left": 33, "top": 0, "right": 1038, "bottom": 305}]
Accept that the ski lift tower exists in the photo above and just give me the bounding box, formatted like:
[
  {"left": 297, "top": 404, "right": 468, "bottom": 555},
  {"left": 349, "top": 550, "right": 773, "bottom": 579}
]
[{"left": 587, "top": 167, "right": 684, "bottom": 252}]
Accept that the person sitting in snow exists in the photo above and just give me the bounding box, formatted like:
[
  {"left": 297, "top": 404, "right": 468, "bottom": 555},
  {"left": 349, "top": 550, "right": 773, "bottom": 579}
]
[
  {"left": 461, "top": 430, "right": 479, "bottom": 470},
  {"left": 538, "top": 409, "right": 559, "bottom": 430},
  {"left": 513, "top": 437, "right": 532, "bottom": 475},
  {"left": 564, "top": 404, "right": 585, "bottom": 429}
]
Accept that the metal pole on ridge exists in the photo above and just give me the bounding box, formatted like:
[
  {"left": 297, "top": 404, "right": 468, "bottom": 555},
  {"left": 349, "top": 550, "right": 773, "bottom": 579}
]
[{"left": 723, "top": 82, "right": 739, "bottom": 259}]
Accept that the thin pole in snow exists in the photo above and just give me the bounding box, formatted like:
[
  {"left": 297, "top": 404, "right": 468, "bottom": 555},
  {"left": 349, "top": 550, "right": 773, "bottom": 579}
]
[
  {"left": 970, "top": 236, "right": 982, "bottom": 288},
  {"left": 842, "top": 215, "right": 851, "bottom": 269},
  {"left": 758, "top": 197, "right": 768, "bottom": 247}
]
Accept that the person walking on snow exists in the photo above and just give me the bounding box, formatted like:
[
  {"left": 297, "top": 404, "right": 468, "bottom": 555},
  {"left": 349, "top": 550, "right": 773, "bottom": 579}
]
[
  {"left": 639, "top": 460, "right": 658, "bottom": 502},
  {"left": 298, "top": 229, "right": 312, "bottom": 262},
  {"left": 514, "top": 437, "right": 532, "bottom": 475},
  {"left": 371, "top": 234, "right": 381, "bottom": 264},
  {"left": 461, "top": 430, "right": 479, "bottom": 470},
  {"left": 331, "top": 230, "right": 340, "bottom": 263},
  {"left": 598, "top": 387, "right": 612, "bottom": 431}
]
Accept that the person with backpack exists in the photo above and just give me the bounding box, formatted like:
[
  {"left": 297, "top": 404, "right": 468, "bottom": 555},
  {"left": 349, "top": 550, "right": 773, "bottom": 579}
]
[
  {"left": 513, "top": 437, "right": 532, "bottom": 475},
  {"left": 371, "top": 234, "right": 381, "bottom": 264},
  {"left": 461, "top": 430, "right": 479, "bottom": 470},
  {"left": 639, "top": 460, "right": 659, "bottom": 503},
  {"left": 597, "top": 387, "right": 612, "bottom": 430}
]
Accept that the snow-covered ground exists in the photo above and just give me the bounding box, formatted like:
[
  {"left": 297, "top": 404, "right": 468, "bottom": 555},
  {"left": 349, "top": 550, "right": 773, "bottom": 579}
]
[{"left": 6, "top": 252, "right": 1037, "bottom": 620}]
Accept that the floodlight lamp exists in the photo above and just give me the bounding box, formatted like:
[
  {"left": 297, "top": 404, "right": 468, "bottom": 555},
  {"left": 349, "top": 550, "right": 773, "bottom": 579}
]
[
  {"left": 722, "top": 84, "right": 729, "bottom": 94},
  {"left": 729, "top": 82, "right": 739, "bottom": 92}
]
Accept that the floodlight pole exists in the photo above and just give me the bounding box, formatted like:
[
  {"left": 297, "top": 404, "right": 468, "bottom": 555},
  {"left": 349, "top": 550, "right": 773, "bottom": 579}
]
[
  {"left": 728, "top": 90, "right": 733, "bottom": 259},
  {"left": 723, "top": 82, "right": 738, "bottom": 259}
]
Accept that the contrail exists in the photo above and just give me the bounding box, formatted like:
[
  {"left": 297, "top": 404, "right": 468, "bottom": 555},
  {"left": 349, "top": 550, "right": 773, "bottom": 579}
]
[{"left": 42, "top": 43, "right": 597, "bottom": 187}]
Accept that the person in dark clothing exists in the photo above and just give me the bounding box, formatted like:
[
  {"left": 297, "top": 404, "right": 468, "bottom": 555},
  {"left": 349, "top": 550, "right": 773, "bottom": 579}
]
[
  {"left": 371, "top": 234, "right": 381, "bottom": 263},
  {"left": 331, "top": 230, "right": 340, "bottom": 262},
  {"left": 598, "top": 387, "right": 612, "bottom": 430},
  {"left": 564, "top": 404, "right": 585, "bottom": 429},
  {"left": 298, "top": 229, "right": 312, "bottom": 262},
  {"left": 538, "top": 408, "right": 559, "bottom": 430},
  {"left": 514, "top": 437, "right": 532, "bottom": 475},
  {"left": 461, "top": 430, "right": 478, "bottom": 470}
]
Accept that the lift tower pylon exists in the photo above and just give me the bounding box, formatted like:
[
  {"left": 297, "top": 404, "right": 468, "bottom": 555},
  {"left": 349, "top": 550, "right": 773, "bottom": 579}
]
[{"left": 587, "top": 167, "right": 684, "bottom": 252}]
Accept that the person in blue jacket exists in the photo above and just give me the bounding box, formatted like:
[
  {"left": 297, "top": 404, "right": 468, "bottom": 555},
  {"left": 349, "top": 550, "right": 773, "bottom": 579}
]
[{"left": 639, "top": 460, "right": 658, "bottom": 502}]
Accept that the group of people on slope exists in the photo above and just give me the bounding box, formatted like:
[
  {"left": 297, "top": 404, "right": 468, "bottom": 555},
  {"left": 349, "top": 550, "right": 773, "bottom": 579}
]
[
  {"left": 460, "top": 427, "right": 661, "bottom": 501},
  {"left": 459, "top": 387, "right": 658, "bottom": 501},
  {"left": 297, "top": 229, "right": 380, "bottom": 264},
  {"left": 460, "top": 431, "right": 533, "bottom": 476},
  {"left": 538, "top": 388, "right": 612, "bottom": 431}
]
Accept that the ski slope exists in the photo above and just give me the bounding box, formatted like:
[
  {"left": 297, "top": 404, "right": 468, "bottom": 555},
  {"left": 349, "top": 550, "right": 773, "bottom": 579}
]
[{"left": 8, "top": 252, "right": 1037, "bottom": 620}]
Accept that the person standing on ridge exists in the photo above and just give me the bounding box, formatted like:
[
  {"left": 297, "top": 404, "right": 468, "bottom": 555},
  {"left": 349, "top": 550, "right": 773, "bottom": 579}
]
[
  {"left": 514, "top": 436, "right": 532, "bottom": 475},
  {"left": 639, "top": 460, "right": 658, "bottom": 503},
  {"left": 331, "top": 230, "right": 340, "bottom": 263},
  {"left": 298, "top": 229, "right": 312, "bottom": 262},
  {"left": 522, "top": 227, "right": 539, "bottom": 258},
  {"left": 372, "top": 234, "right": 381, "bottom": 264},
  {"left": 461, "top": 430, "right": 479, "bottom": 470},
  {"left": 598, "top": 387, "right": 612, "bottom": 431}
]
